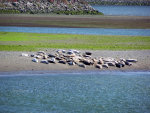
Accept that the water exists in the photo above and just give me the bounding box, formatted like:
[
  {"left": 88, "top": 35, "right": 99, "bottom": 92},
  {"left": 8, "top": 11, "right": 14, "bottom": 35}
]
[
  {"left": 0, "top": 26, "right": 150, "bottom": 36},
  {"left": 0, "top": 71, "right": 150, "bottom": 113},
  {"left": 93, "top": 5, "right": 150, "bottom": 16}
]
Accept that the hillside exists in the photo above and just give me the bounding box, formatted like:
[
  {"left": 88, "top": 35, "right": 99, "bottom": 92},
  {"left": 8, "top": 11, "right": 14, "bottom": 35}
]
[{"left": 0, "top": 0, "right": 103, "bottom": 15}]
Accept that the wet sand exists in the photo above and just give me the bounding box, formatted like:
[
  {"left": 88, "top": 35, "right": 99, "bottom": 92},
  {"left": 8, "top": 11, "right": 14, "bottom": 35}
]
[
  {"left": 0, "top": 50, "right": 149, "bottom": 72},
  {"left": 0, "top": 14, "right": 150, "bottom": 29}
]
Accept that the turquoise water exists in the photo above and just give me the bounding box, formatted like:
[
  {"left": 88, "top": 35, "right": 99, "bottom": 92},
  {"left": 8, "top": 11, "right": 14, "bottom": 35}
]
[
  {"left": 93, "top": 5, "right": 150, "bottom": 16},
  {"left": 0, "top": 26, "right": 150, "bottom": 36},
  {"left": 0, "top": 71, "right": 150, "bottom": 113}
]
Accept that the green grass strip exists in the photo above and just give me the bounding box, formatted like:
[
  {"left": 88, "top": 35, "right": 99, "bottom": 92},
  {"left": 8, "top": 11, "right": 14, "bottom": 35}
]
[{"left": 0, "top": 32, "right": 150, "bottom": 51}]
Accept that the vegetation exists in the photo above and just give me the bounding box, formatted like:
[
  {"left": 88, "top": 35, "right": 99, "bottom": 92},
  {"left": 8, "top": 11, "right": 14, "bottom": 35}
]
[
  {"left": 0, "top": 9, "right": 103, "bottom": 15},
  {"left": 0, "top": 9, "right": 20, "bottom": 14},
  {"left": 53, "top": 10, "right": 103, "bottom": 15},
  {"left": 0, "top": 8, "right": 103, "bottom": 15},
  {"left": 0, "top": 32, "right": 150, "bottom": 51}
]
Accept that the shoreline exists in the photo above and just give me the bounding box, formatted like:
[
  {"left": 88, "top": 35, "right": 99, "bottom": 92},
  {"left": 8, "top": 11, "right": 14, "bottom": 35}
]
[
  {"left": 0, "top": 50, "right": 150, "bottom": 73},
  {"left": 0, "top": 70, "right": 150, "bottom": 76}
]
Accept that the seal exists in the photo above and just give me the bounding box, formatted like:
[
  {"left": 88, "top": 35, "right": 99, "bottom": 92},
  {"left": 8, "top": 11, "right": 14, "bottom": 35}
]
[
  {"left": 32, "top": 58, "right": 38, "bottom": 63},
  {"left": 96, "top": 64, "right": 102, "bottom": 69}
]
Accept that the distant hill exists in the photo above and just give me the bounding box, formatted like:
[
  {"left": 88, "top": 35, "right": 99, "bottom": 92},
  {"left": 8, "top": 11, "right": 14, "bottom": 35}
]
[
  {"left": 0, "top": 0, "right": 103, "bottom": 15},
  {"left": 85, "top": 0, "right": 150, "bottom": 5}
]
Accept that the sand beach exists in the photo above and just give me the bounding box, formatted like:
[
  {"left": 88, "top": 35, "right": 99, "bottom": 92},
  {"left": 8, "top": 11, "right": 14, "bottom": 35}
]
[{"left": 0, "top": 50, "right": 149, "bottom": 72}]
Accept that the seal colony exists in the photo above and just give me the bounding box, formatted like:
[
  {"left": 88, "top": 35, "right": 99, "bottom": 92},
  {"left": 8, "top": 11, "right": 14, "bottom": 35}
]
[{"left": 21, "top": 49, "right": 138, "bottom": 70}]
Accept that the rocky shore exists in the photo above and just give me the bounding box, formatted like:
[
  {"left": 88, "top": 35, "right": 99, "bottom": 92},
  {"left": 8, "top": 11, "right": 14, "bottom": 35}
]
[{"left": 0, "top": 0, "right": 102, "bottom": 15}]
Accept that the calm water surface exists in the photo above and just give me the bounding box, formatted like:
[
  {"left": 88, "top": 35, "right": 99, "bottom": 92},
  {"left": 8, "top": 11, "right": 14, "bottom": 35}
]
[
  {"left": 93, "top": 5, "right": 150, "bottom": 16},
  {"left": 0, "top": 26, "right": 150, "bottom": 36},
  {"left": 0, "top": 71, "right": 150, "bottom": 113}
]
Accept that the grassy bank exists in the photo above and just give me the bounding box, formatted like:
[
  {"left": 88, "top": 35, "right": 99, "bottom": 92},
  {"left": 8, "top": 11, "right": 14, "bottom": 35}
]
[
  {"left": 0, "top": 9, "right": 103, "bottom": 15},
  {"left": 0, "top": 32, "right": 150, "bottom": 51},
  {"left": 0, "top": 14, "right": 150, "bottom": 29}
]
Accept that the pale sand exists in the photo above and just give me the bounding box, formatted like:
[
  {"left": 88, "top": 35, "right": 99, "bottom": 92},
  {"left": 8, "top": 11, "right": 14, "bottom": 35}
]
[{"left": 0, "top": 50, "right": 150, "bottom": 72}]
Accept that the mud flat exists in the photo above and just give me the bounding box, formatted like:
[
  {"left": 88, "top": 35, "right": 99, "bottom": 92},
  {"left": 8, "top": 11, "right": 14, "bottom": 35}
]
[{"left": 0, "top": 14, "right": 150, "bottom": 29}]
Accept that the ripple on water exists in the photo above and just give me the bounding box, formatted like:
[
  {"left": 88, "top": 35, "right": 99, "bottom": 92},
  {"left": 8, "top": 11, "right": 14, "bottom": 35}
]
[{"left": 0, "top": 71, "right": 150, "bottom": 113}]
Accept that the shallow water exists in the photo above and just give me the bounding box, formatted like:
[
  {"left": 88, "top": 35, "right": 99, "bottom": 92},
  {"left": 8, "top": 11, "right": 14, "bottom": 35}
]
[
  {"left": 0, "top": 26, "right": 150, "bottom": 36},
  {"left": 0, "top": 71, "right": 150, "bottom": 113},
  {"left": 93, "top": 5, "right": 150, "bottom": 16}
]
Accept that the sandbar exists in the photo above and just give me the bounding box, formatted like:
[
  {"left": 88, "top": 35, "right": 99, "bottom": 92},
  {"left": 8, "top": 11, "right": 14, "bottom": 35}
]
[{"left": 0, "top": 50, "right": 149, "bottom": 72}]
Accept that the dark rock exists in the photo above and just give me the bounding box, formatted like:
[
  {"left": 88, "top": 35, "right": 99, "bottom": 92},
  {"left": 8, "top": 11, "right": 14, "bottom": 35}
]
[{"left": 12, "top": 2, "right": 19, "bottom": 7}]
